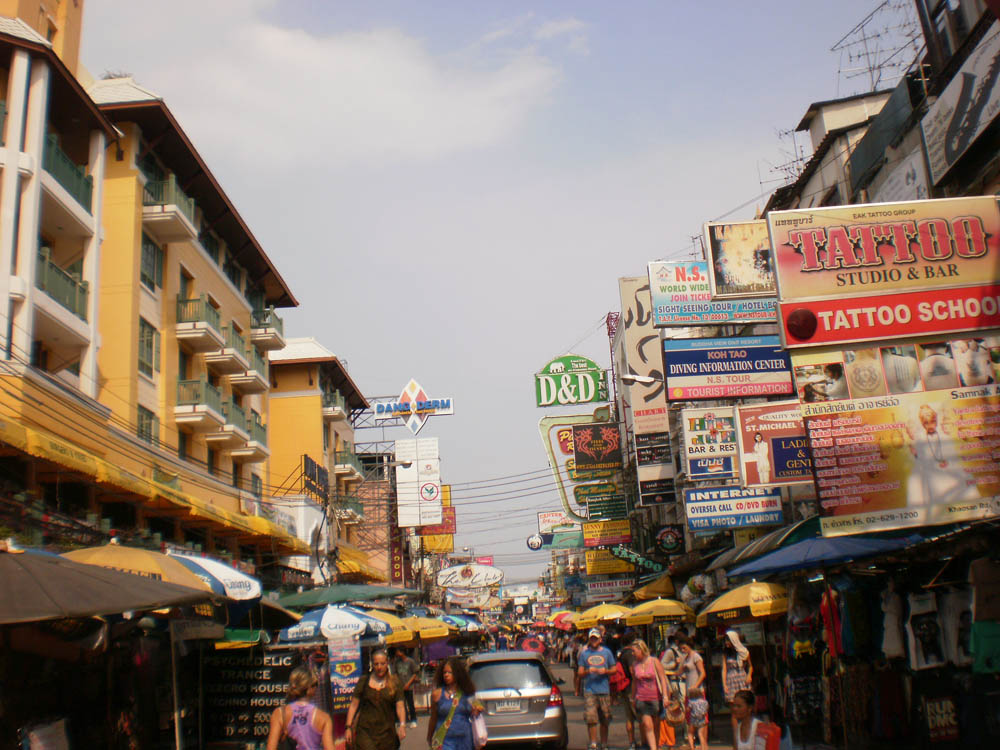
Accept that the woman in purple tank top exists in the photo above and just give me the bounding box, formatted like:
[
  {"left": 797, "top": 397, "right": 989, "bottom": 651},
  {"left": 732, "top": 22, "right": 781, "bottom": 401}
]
[{"left": 267, "top": 666, "right": 335, "bottom": 750}]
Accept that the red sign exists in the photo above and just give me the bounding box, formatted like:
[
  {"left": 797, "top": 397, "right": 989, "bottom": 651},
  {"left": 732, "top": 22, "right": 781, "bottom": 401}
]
[
  {"left": 417, "top": 506, "right": 456, "bottom": 536},
  {"left": 475, "top": 555, "right": 494, "bottom": 566}
]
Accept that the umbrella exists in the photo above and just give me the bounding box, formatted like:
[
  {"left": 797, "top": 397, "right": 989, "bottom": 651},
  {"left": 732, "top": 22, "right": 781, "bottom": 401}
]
[
  {"left": 0, "top": 545, "right": 211, "bottom": 625},
  {"left": 168, "top": 552, "right": 262, "bottom": 600},
  {"left": 624, "top": 598, "right": 694, "bottom": 625},
  {"left": 62, "top": 544, "right": 214, "bottom": 594},
  {"left": 365, "top": 609, "right": 416, "bottom": 645},
  {"left": 728, "top": 534, "right": 923, "bottom": 578},
  {"left": 518, "top": 635, "right": 545, "bottom": 653},
  {"left": 278, "top": 604, "right": 392, "bottom": 642},
  {"left": 574, "top": 603, "right": 632, "bottom": 630},
  {"left": 695, "top": 582, "right": 787, "bottom": 628},
  {"left": 441, "top": 614, "right": 480, "bottom": 632},
  {"left": 707, "top": 516, "right": 821, "bottom": 572},
  {"left": 547, "top": 609, "right": 572, "bottom": 622},
  {"left": 401, "top": 615, "right": 453, "bottom": 643},
  {"left": 551, "top": 612, "right": 576, "bottom": 631},
  {"left": 278, "top": 583, "right": 420, "bottom": 609},
  {"left": 632, "top": 571, "right": 676, "bottom": 600}
]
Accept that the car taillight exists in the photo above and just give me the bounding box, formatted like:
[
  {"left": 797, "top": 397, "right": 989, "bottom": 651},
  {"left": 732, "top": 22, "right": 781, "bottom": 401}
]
[{"left": 547, "top": 685, "right": 563, "bottom": 707}]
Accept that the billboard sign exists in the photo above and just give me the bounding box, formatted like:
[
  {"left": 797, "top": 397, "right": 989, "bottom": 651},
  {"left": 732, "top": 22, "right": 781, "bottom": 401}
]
[
  {"left": 583, "top": 519, "right": 632, "bottom": 547},
  {"left": 768, "top": 197, "right": 1000, "bottom": 348},
  {"left": 539, "top": 410, "right": 617, "bottom": 522},
  {"left": 663, "top": 336, "right": 793, "bottom": 400},
  {"left": 681, "top": 407, "right": 738, "bottom": 479},
  {"left": 536, "top": 354, "right": 608, "bottom": 407},
  {"left": 585, "top": 549, "right": 635, "bottom": 575},
  {"left": 736, "top": 401, "right": 812, "bottom": 487},
  {"left": 586, "top": 577, "right": 636, "bottom": 601},
  {"left": 537, "top": 511, "right": 582, "bottom": 534},
  {"left": 648, "top": 261, "right": 777, "bottom": 326},
  {"left": 705, "top": 220, "right": 776, "bottom": 298},
  {"left": 395, "top": 438, "right": 443, "bottom": 527},
  {"left": 572, "top": 423, "right": 623, "bottom": 471},
  {"left": 638, "top": 467, "right": 674, "bottom": 506},
  {"left": 655, "top": 524, "right": 685, "bottom": 554},
  {"left": 922, "top": 28, "right": 1000, "bottom": 185},
  {"left": 436, "top": 564, "right": 505, "bottom": 589},
  {"left": 417, "top": 506, "right": 456, "bottom": 536},
  {"left": 683, "top": 486, "right": 784, "bottom": 530},
  {"left": 374, "top": 379, "right": 454, "bottom": 434}
]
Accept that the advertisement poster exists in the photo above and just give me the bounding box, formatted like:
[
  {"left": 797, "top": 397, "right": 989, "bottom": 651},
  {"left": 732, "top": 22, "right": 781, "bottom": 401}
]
[
  {"left": 203, "top": 648, "right": 294, "bottom": 743},
  {"left": 655, "top": 524, "right": 685, "bottom": 554},
  {"left": 586, "top": 577, "right": 636, "bottom": 602},
  {"left": 922, "top": 28, "right": 1000, "bottom": 185},
  {"left": 637, "top": 465, "right": 674, "bottom": 506},
  {"left": 663, "top": 336, "right": 793, "bottom": 400},
  {"left": 583, "top": 519, "right": 632, "bottom": 547},
  {"left": 537, "top": 511, "right": 582, "bottom": 534},
  {"left": 683, "top": 486, "right": 784, "bottom": 530},
  {"left": 648, "top": 261, "right": 777, "bottom": 326},
  {"left": 539, "top": 410, "right": 617, "bottom": 523},
  {"left": 736, "top": 401, "right": 813, "bottom": 487},
  {"left": 585, "top": 549, "right": 635, "bottom": 575},
  {"left": 681, "top": 406, "right": 738, "bottom": 479},
  {"left": 573, "top": 423, "right": 623, "bottom": 471},
  {"left": 329, "top": 637, "right": 362, "bottom": 713},
  {"left": 395, "top": 438, "right": 443, "bottom": 527},
  {"left": 705, "top": 220, "right": 776, "bottom": 298},
  {"left": 767, "top": 197, "right": 1000, "bottom": 348},
  {"left": 791, "top": 340, "right": 1000, "bottom": 536},
  {"left": 417, "top": 506, "right": 456, "bottom": 535},
  {"left": 535, "top": 353, "right": 609, "bottom": 407}
]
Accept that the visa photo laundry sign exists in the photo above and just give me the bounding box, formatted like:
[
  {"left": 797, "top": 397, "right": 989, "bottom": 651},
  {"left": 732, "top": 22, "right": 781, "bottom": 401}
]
[
  {"left": 535, "top": 354, "right": 609, "bottom": 407},
  {"left": 648, "top": 261, "right": 777, "bottom": 326},
  {"left": 374, "top": 379, "right": 454, "bottom": 434},
  {"left": 683, "top": 486, "right": 783, "bottom": 531},
  {"left": 767, "top": 197, "right": 1000, "bottom": 348},
  {"left": 681, "top": 407, "right": 738, "bottom": 479},
  {"left": 663, "top": 336, "right": 793, "bottom": 400}
]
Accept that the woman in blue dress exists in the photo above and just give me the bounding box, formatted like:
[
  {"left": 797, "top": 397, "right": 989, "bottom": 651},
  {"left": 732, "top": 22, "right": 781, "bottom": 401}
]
[{"left": 426, "top": 657, "right": 483, "bottom": 750}]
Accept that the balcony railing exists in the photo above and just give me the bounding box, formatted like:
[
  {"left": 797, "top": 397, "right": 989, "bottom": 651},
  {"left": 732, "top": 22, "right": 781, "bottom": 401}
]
[
  {"left": 36, "top": 247, "right": 88, "bottom": 321},
  {"left": 223, "top": 325, "right": 246, "bottom": 352},
  {"left": 323, "top": 390, "right": 346, "bottom": 411},
  {"left": 176, "top": 296, "right": 221, "bottom": 333},
  {"left": 249, "top": 411, "right": 268, "bottom": 445},
  {"left": 177, "top": 379, "right": 223, "bottom": 415},
  {"left": 144, "top": 174, "right": 196, "bottom": 227},
  {"left": 335, "top": 450, "right": 364, "bottom": 475},
  {"left": 248, "top": 345, "right": 268, "bottom": 377},
  {"left": 223, "top": 401, "right": 246, "bottom": 429},
  {"left": 251, "top": 307, "right": 284, "bottom": 337},
  {"left": 43, "top": 134, "right": 93, "bottom": 212},
  {"left": 334, "top": 497, "right": 364, "bottom": 520}
]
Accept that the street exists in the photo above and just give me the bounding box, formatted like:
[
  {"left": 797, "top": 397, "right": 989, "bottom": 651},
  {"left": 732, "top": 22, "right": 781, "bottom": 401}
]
[{"left": 400, "top": 662, "right": 732, "bottom": 750}]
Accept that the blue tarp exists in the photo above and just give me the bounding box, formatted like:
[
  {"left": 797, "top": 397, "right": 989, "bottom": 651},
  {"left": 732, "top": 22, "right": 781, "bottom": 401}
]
[{"left": 728, "top": 533, "right": 923, "bottom": 577}]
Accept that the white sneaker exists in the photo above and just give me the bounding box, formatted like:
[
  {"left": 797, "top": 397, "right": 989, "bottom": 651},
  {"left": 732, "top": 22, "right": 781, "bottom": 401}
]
[{"left": 408, "top": 721, "right": 418, "bottom": 728}]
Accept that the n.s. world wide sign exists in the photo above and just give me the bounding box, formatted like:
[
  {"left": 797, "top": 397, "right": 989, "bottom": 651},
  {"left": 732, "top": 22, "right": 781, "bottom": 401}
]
[{"left": 535, "top": 354, "right": 608, "bottom": 407}]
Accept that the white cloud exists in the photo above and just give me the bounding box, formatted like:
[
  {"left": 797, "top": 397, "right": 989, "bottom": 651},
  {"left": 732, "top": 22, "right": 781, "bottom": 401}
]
[
  {"left": 81, "top": 1, "right": 564, "bottom": 167},
  {"left": 534, "top": 18, "right": 588, "bottom": 54}
]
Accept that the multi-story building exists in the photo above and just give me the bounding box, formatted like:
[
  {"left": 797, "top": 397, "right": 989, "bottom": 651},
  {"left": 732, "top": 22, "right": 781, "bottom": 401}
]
[{"left": 268, "top": 337, "right": 385, "bottom": 583}]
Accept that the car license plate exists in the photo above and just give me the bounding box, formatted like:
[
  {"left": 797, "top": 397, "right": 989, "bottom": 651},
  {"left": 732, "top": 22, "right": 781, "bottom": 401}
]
[{"left": 494, "top": 699, "right": 520, "bottom": 713}]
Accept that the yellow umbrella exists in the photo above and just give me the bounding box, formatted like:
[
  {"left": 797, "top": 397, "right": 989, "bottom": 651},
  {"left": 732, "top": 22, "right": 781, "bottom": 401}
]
[
  {"left": 401, "top": 616, "right": 454, "bottom": 643},
  {"left": 62, "top": 544, "right": 213, "bottom": 593},
  {"left": 367, "top": 610, "right": 416, "bottom": 645},
  {"left": 625, "top": 598, "right": 694, "bottom": 625},
  {"left": 574, "top": 603, "right": 632, "bottom": 630},
  {"left": 696, "top": 582, "right": 787, "bottom": 628},
  {"left": 632, "top": 571, "right": 676, "bottom": 600}
]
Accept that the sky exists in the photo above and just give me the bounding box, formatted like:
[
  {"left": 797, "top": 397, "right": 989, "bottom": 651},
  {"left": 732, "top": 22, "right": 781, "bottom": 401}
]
[{"left": 80, "top": 0, "right": 917, "bottom": 584}]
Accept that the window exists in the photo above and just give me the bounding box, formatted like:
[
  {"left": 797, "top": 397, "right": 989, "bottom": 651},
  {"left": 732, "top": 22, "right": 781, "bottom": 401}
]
[
  {"left": 207, "top": 448, "right": 218, "bottom": 476},
  {"left": 179, "top": 270, "right": 192, "bottom": 299},
  {"left": 137, "top": 405, "right": 158, "bottom": 445},
  {"left": 178, "top": 431, "right": 188, "bottom": 460},
  {"left": 140, "top": 234, "right": 163, "bottom": 290},
  {"left": 138, "top": 318, "right": 160, "bottom": 377},
  {"left": 178, "top": 350, "right": 190, "bottom": 380},
  {"left": 251, "top": 473, "right": 262, "bottom": 498},
  {"left": 231, "top": 461, "right": 240, "bottom": 489},
  {"left": 137, "top": 143, "right": 165, "bottom": 183}
]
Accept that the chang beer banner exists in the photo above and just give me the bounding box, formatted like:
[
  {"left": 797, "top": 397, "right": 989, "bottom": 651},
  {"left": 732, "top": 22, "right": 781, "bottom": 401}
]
[{"left": 536, "top": 354, "right": 608, "bottom": 407}]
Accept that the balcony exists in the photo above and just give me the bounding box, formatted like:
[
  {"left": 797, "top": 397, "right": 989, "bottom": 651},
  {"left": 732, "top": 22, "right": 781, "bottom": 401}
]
[
  {"left": 232, "top": 410, "right": 269, "bottom": 463},
  {"left": 230, "top": 345, "right": 269, "bottom": 394},
  {"left": 334, "top": 450, "right": 364, "bottom": 481},
  {"left": 174, "top": 379, "right": 224, "bottom": 431},
  {"left": 332, "top": 496, "right": 365, "bottom": 524},
  {"left": 176, "top": 296, "right": 224, "bottom": 352},
  {"left": 143, "top": 174, "right": 197, "bottom": 241},
  {"left": 322, "top": 390, "right": 347, "bottom": 421},
  {"left": 205, "top": 325, "right": 249, "bottom": 375},
  {"left": 35, "top": 247, "right": 88, "bottom": 322},
  {"left": 42, "top": 134, "right": 93, "bottom": 213},
  {"left": 205, "top": 401, "right": 250, "bottom": 449},
  {"left": 250, "top": 307, "right": 285, "bottom": 351}
]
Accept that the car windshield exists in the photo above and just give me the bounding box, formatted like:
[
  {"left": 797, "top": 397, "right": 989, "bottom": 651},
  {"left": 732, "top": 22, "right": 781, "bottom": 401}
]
[{"left": 470, "top": 660, "right": 551, "bottom": 691}]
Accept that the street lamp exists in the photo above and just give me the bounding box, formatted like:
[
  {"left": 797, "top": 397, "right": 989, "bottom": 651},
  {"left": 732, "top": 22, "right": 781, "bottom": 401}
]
[
  {"left": 462, "top": 545, "right": 475, "bottom": 562},
  {"left": 619, "top": 373, "right": 664, "bottom": 386}
]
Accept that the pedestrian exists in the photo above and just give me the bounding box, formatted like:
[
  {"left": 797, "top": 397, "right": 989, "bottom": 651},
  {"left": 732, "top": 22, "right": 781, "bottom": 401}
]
[
  {"left": 685, "top": 686, "right": 709, "bottom": 750},
  {"left": 629, "top": 639, "right": 669, "bottom": 750},
  {"left": 578, "top": 627, "right": 616, "bottom": 750},
  {"left": 266, "top": 666, "right": 336, "bottom": 750},
  {"left": 730, "top": 690, "right": 759, "bottom": 750},
  {"left": 660, "top": 636, "right": 682, "bottom": 699},
  {"left": 721, "top": 631, "right": 752, "bottom": 750},
  {"left": 345, "top": 649, "right": 407, "bottom": 750},
  {"left": 393, "top": 647, "right": 421, "bottom": 728},
  {"left": 426, "top": 656, "right": 483, "bottom": 750},
  {"left": 678, "top": 637, "right": 706, "bottom": 699},
  {"left": 616, "top": 632, "right": 638, "bottom": 750},
  {"left": 573, "top": 634, "right": 588, "bottom": 697}
]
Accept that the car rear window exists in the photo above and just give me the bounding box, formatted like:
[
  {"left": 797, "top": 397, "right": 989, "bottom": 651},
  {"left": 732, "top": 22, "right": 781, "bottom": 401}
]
[{"left": 470, "top": 660, "right": 551, "bottom": 691}]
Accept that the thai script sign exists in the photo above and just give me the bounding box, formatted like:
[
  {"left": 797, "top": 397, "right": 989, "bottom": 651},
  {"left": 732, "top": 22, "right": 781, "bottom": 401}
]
[
  {"left": 648, "top": 261, "right": 777, "bottom": 326},
  {"left": 536, "top": 354, "right": 608, "bottom": 407},
  {"left": 681, "top": 407, "right": 738, "bottom": 479}
]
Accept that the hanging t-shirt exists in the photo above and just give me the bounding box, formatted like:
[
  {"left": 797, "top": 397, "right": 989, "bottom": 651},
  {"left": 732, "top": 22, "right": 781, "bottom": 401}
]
[
  {"left": 906, "top": 592, "right": 946, "bottom": 671},
  {"left": 939, "top": 588, "right": 973, "bottom": 667},
  {"left": 970, "top": 621, "right": 1000, "bottom": 674}
]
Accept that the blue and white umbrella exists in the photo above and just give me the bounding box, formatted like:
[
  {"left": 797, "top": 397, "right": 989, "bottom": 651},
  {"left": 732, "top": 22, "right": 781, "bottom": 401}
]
[
  {"left": 441, "top": 614, "right": 480, "bottom": 632},
  {"left": 278, "top": 605, "right": 392, "bottom": 643},
  {"left": 168, "top": 552, "right": 262, "bottom": 601}
]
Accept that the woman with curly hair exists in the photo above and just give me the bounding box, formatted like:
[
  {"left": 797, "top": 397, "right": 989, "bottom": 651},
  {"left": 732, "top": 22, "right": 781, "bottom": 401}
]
[{"left": 425, "top": 657, "right": 483, "bottom": 750}]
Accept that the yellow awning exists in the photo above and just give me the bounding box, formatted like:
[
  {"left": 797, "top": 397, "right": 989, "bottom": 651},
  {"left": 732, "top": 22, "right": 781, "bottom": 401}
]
[
  {"left": 337, "top": 543, "right": 388, "bottom": 583},
  {"left": 26, "top": 428, "right": 100, "bottom": 478},
  {"left": 633, "top": 571, "right": 676, "bottom": 600},
  {"left": 0, "top": 417, "right": 28, "bottom": 451},
  {"left": 97, "top": 460, "right": 154, "bottom": 498}
]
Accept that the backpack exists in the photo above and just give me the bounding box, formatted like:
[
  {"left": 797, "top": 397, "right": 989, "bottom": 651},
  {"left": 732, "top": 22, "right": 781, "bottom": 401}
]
[{"left": 609, "top": 661, "right": 630, "bottom": 692}]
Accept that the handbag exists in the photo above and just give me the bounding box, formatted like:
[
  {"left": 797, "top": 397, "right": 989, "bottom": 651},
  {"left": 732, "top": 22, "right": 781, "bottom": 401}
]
[
  {"left": 664, "top": 698, "right": 686, "bottom": 726},
  {"left": 471, "top": 713, "right": 488, "bottom": 750}
]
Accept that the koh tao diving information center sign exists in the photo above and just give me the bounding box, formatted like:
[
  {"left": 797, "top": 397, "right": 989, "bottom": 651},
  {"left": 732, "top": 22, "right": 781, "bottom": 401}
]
[
  {"left": 663, "top": 336, "right": 793, "bottom": 400},
  {"left": 648, "top": 261, "right": 777, "bottom": 326},
  {"left": 683, "top": 486, "right": 783, "bottom": 531},
  {"left": 767, "top": 197, "right": 1000, "bottom": 348},
  {"left": 535, "top": 354, "right": 609, "bottom": 407}
]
